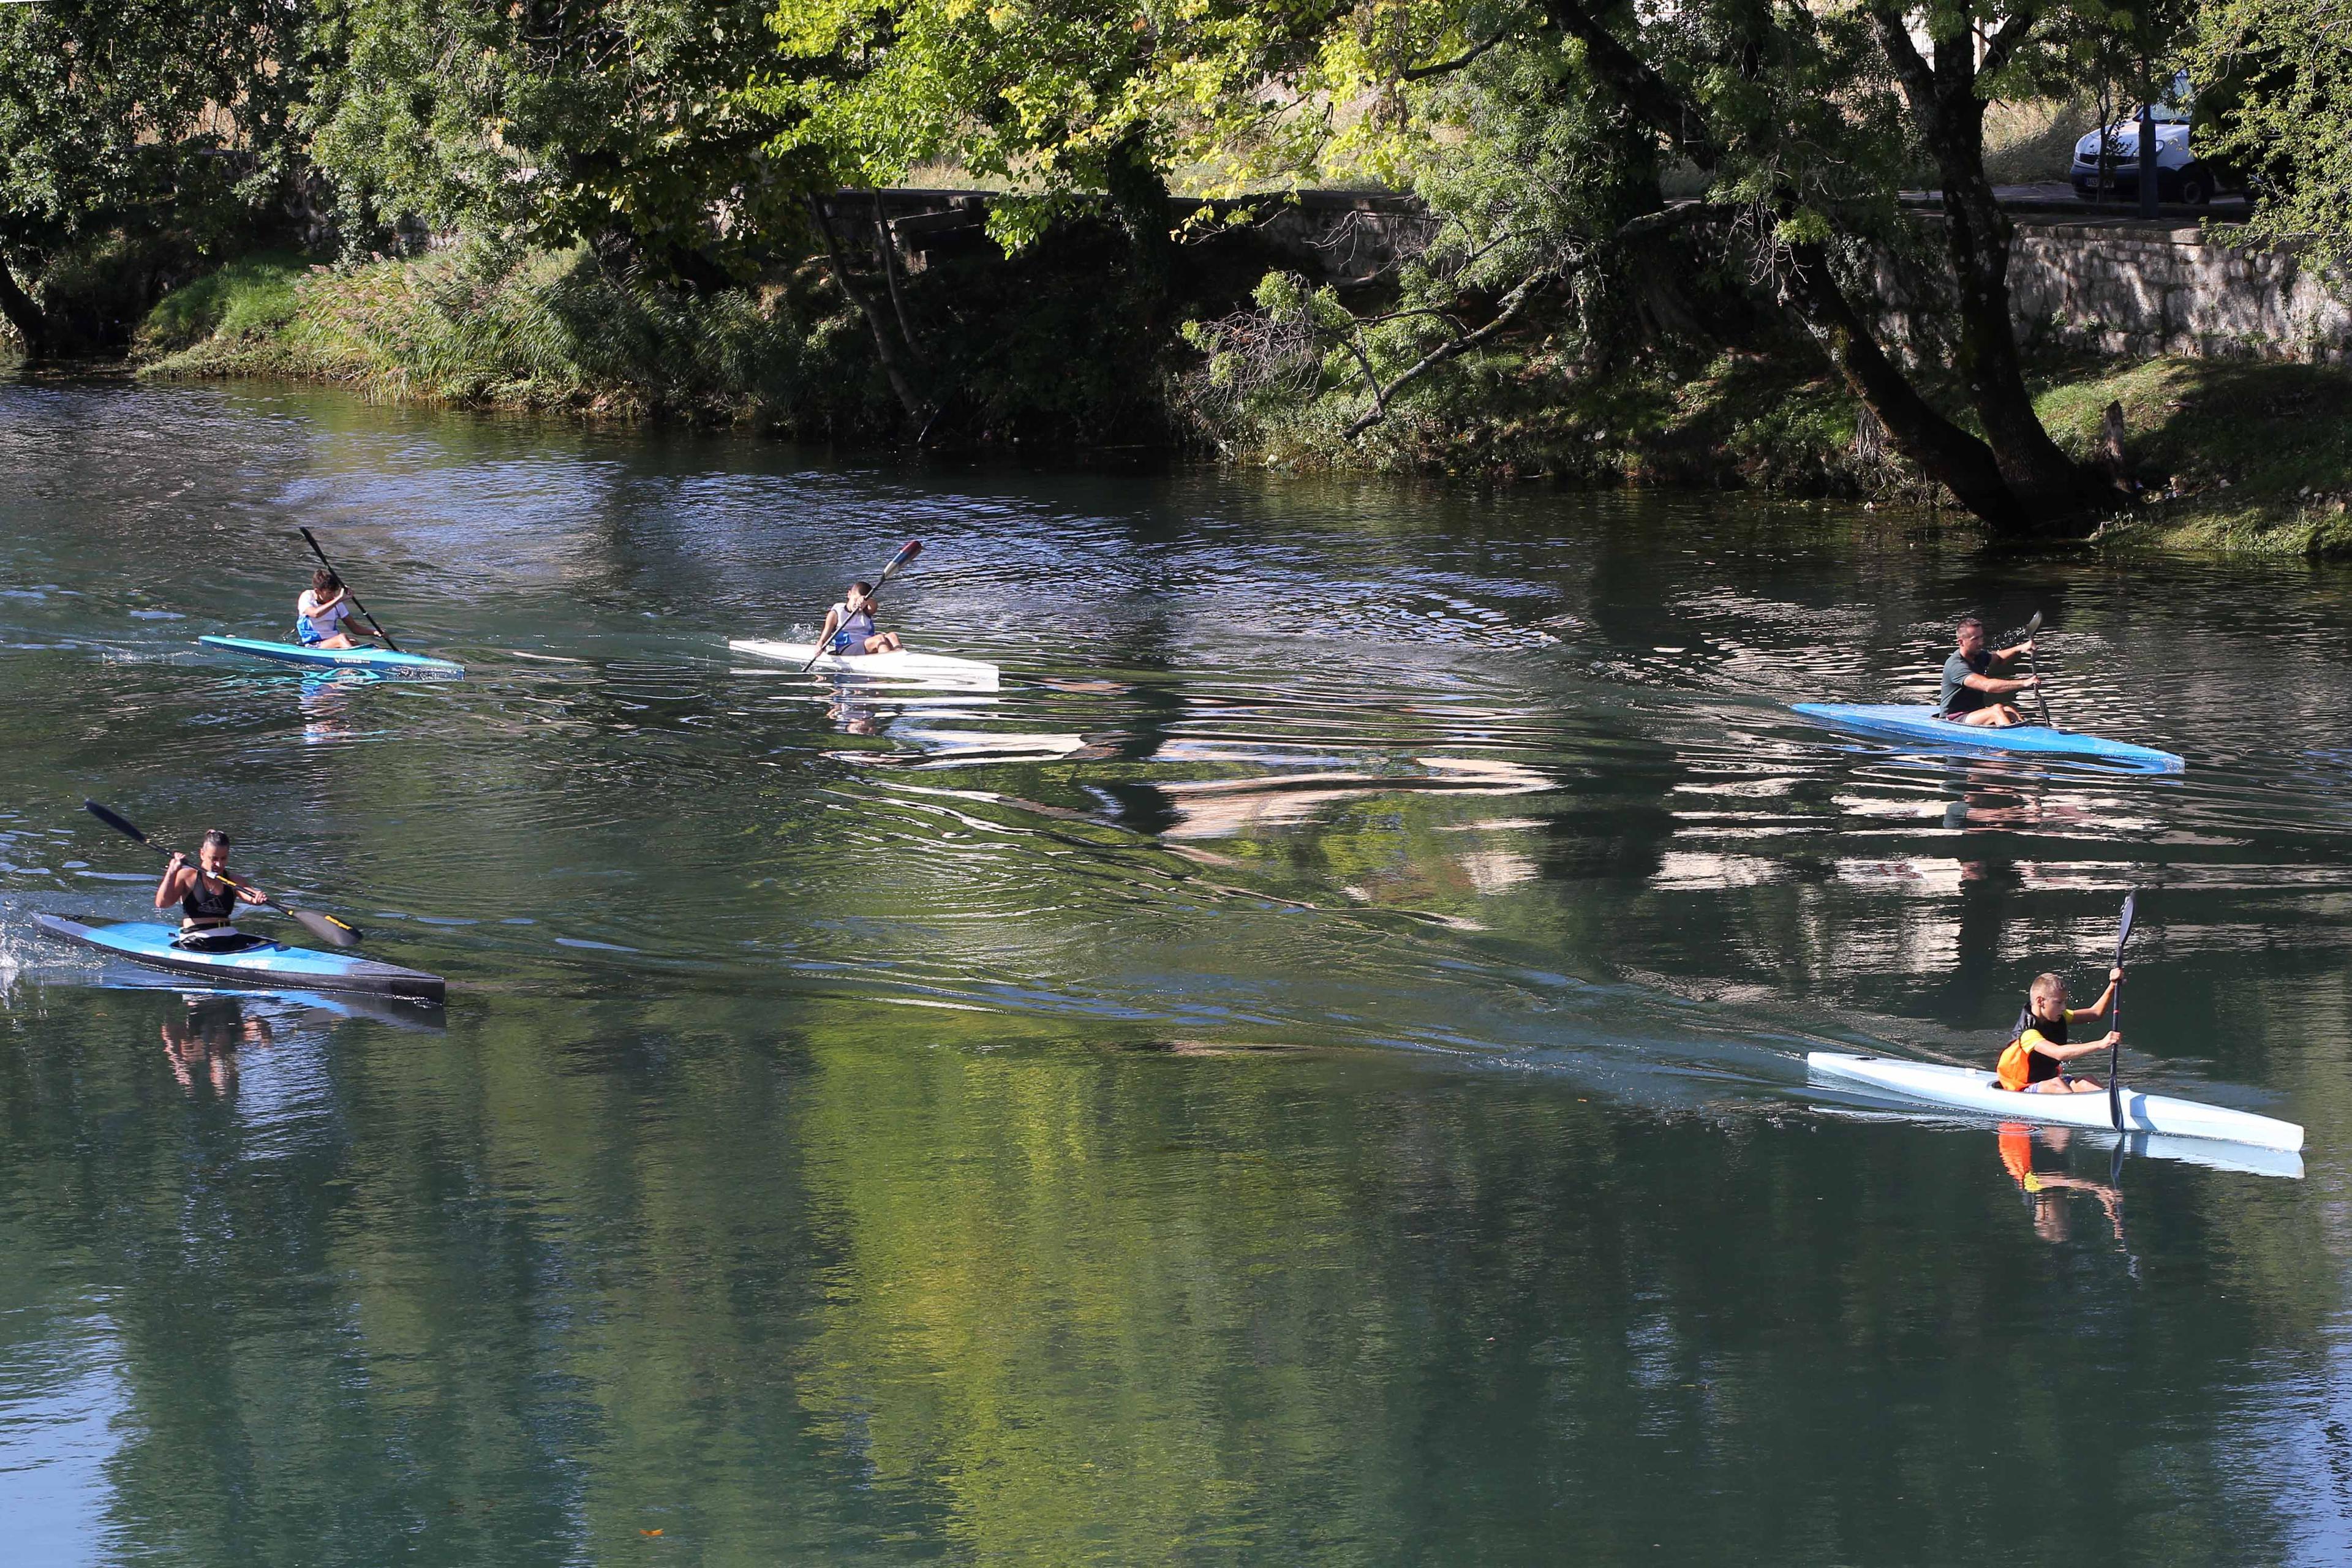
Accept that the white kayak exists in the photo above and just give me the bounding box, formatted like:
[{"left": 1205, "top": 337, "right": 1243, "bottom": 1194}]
[
  {"left": 1807, "top": 1052, "right": 2303, "bottom": 1152},
  {"left": 729, "top": 640, "right": 999, "bottom": 690}
]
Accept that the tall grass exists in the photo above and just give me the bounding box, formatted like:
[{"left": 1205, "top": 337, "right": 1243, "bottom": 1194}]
[{"left": 142, "top": 240, "right": 891, "bottom": 432}]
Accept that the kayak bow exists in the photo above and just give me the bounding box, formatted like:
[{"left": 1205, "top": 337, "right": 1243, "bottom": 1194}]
[
  {"left": 1790, "top": 703, "right": 2183, "bottom": 774},
  {"left": 34, "top": 913, "right": 446, "bottom": 1001},
  {"left": 1807, "top": 1051, "right": 2301, "bottom": 1151},
  {"left": 200, "top": 635, "right": 464, "bottom": 677}
]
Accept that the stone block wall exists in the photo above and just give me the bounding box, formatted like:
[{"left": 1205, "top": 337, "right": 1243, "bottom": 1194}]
[{"left": 2006, "top": 219, "right": 2351, "bottom": 364}]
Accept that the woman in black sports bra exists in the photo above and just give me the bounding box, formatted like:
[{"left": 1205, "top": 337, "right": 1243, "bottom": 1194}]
[{"left": 154, "top": 829, "right": 267, "bottom": 932}]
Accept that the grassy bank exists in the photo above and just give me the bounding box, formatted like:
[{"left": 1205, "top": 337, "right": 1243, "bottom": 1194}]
[
  {"left": 139, "top": 243, "right": 895, "bottom": 435},
  {"left": 1210, "top": 347, "right": 2352, "bottom": 559},
  {"left": 2032, "top": 356, "right": 2352, "bottom": 558}
]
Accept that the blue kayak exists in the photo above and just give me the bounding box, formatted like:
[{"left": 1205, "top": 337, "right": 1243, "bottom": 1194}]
[
  {"left": 34, "top": 913, "right": 446, "bottom": 1000},
  {"left": 1790, "top": 703, "right": 2185, "bottom": 774},
  {"left": 199, "top": 635, "right": 464, "bottom": 677}
]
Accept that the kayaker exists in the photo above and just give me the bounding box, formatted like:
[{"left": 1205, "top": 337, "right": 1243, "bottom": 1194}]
[
  {"left": 154, "top": 831, "right": 267, "bottom": 934},
  {"left": 1938, "top": 616, "right": 2040, "bottom": 728},
  {"left": 295, "top": 568, "right": 374, "bottom": 650},
  {"left": 1995, "top": 967, "right": 2123, "bottom": 1095},
  {"left": 814, "top": 581, "right": 904, "bottom": 657}
]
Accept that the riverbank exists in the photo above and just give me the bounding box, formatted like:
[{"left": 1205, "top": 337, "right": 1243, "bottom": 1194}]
[{"left": 134, "top": 247, "right": 2352, "bottom": 559}]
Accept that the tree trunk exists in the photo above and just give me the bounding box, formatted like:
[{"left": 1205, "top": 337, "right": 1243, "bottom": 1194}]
[
  {"left": 1868, "top": 9, "right": 2121, "bottom": 529},
  {"left": 807, "top": 195, "right": 929, "bottom": 427},
  {"left": 1781, "top": 241, "right": 2029, "bottom": 529},
  {"left": 0, "top": 254, "right": 50, "bottom": 360}
]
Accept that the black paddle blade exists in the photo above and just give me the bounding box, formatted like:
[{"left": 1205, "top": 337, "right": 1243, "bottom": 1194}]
[
  {"left": 289, "top": 907, "right": 364, "bottom": 948},
  {"left": 84, "top": 799, "right": 153, "bottom": 845},
  {"left": 2114, "top": 891, "right": 2137, "bottom": 962}
]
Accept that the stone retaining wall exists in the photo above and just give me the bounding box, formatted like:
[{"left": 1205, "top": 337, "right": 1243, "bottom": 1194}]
[{"left": 2005, "top": 217, "right": 2351, "bottom": 364}]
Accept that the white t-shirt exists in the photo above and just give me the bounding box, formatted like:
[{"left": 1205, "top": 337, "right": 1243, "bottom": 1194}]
[{"left": 296, "top": 590, "right": 351, "bottom": 641}]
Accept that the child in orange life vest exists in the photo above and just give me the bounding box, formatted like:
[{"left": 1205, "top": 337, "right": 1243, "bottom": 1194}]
[{"left": 1996, "top": 967, "right": 2124, "bottom": 1093}]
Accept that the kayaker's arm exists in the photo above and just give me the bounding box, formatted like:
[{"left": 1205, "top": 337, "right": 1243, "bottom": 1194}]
[
  {"left": 232, "top": 880, "right": 269, "bottom": 905},
  {"left": 2032, "top": 1031, "right": 2121, "bottom": 1064},
  {"left": 1994, "top": 637, "right": 2036, "bottom": 663},
  {"left": 154, "top": 856, "right": 188, "bottom": 910},
  {"left": 1963, "top": 669, "right": 2040, "bottom": 696},
  {"left": 2068, "top": 967, "right": 2124, "bottom": 1022}
]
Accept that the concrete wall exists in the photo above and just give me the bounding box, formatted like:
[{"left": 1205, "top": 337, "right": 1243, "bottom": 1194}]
[{"left": 2005, "top": 217, "right": 2352, "bottom": 364}]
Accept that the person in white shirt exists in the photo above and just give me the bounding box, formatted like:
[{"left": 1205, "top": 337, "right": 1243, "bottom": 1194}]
[{"left": 295, "top": 569, "right": 373, "bottom": 649}]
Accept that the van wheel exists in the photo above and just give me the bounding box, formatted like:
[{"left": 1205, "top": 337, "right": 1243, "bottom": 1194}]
[{"left": 2177, "top": 165, "right": 2213, "bottom": 207}]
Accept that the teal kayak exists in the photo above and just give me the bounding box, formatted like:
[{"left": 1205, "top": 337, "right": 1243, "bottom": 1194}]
[
  {"left": 199, "top": 635, "right": 464, "bottom": 677},
  {"left": 34, "top": 913, "right": 446, "bottom": 1000},
  {"left": 1791, "top": 703, "right": 2184, "bottom": 774}
]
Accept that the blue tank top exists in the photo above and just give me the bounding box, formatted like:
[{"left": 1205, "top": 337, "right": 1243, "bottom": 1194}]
[{"left": 832, "top": 603, "right": 875, "bottom": 652}]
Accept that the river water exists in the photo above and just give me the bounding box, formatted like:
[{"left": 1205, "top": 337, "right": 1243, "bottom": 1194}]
[{"left": 2, "top": 375, "right": 2349, "bottom": 1564}]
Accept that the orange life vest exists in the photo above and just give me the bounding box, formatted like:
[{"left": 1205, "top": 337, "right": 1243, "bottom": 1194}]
[{"left": 1996, "top": 1028, "right": 2062, "bottom": 1091}]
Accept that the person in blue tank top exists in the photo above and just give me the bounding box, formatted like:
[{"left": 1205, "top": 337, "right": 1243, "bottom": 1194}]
[
  {"left": 814, "top": 580, "right": 905, "bottom": 656},
  {"left": 1937, "top": 614, "right": 2041, "bottom": 727}
]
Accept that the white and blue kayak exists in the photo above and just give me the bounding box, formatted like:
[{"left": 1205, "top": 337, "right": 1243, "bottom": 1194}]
[
  {"left": 729, "top": 639, "right": 1000, "bottom": 690},
  {"left": 1790, "top": 703, "right": 2182, "bottom": 774},
  {"left": 200, "top": 635, "right": 464, "bottom": 678},
  {"left": 35, "top": 913, "right": 446, "bottom": 1001},
  {"left": 1807, "top": 1052, "right": 2302, "bottom": 1151}
]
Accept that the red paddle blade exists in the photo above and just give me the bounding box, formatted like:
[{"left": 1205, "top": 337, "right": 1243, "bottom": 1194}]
[{"left": 888, "top": 539, "right": 922, "bottom": 571}]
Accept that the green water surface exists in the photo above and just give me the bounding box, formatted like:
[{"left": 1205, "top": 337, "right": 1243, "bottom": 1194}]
[{"left": 2, "top": 377, "right": 2348, "bottom": 1565}]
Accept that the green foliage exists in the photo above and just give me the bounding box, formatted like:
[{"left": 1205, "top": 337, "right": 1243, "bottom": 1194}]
[
  {"left": 2192, "top": 0, "right": 2352, "bottom": 275},
  {"left": 139, "top": 252, "right": 312, "bottom": 353},
  {"left": 303, "top": 0, "right": 812, "bottom": 271},
  {"left": 0, "top": 0, "right": 314, "bottom": 347},
  {"left": 145, "top": 242, "right": 881, "bottom": 429}
]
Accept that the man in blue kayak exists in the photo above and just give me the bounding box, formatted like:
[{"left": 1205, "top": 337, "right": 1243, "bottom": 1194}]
[{"left": 1939, "top": 615, "right": 2041, "bottom": 727}]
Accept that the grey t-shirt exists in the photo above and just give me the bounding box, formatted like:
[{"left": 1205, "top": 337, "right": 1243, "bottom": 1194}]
[{"left": 1939, "top": 649, "right": 1994, "bottom": 715}]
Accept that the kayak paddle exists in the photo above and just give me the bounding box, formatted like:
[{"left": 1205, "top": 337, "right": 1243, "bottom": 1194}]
[
  {"left": 2015, "top": 610, "right": 2052, "bottom": 728},
  {"left": 298, "top": 526, "right": 404, "bottom": 654},
  {"left": 2108, "top": 889, "right": 2136, "bottom": 1131},
  {"left": 83, "top": 799, "right": 364, "bottom": 949},
  {"left": 802, "top": 539, "right": 923, "bottom": 671}
]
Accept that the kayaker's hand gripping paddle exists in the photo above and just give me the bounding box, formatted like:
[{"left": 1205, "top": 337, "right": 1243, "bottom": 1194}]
[
  {"left": 84, "top": 799, "right": 365, "bottom": 948},
  {"left": 804, "top": 540, "right": 923, "bottom": 671}
]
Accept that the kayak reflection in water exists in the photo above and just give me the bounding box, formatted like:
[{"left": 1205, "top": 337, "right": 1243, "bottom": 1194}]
[
  {"left": 1999, "top": 1126, "right": 2124, "bottom": 1244},
  {"left": 815, "top": 580, "right": 905, "bottom": 656},
  {"left": 160, "top": 994, "right": 273, "bottom": 1097},
  {"left": 295, "top": 568, "right": 377, "bottom": 650},
  {"left": 155, "top": 829, "right": 268, "bottom": 937},
  {"left": 1996, "top": 966, "right": 2124, "bottom": 1095},
  {"left": 1937, "top": 614, "right": 2041, "bottom": 728}
]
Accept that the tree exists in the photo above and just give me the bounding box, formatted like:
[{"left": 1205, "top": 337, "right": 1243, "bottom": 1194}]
[
  {"left": 303, "top": 0, "right": 810, "bottom": 277},
  {"left": 2193, "top": 0, "right": 2352, "bottom": 276},
  {"left": 972, "top": 0, "right": 2180, "bottom": 535},
  {"left": 0, "top": 0, "right": 306, "bottom": 356}
]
